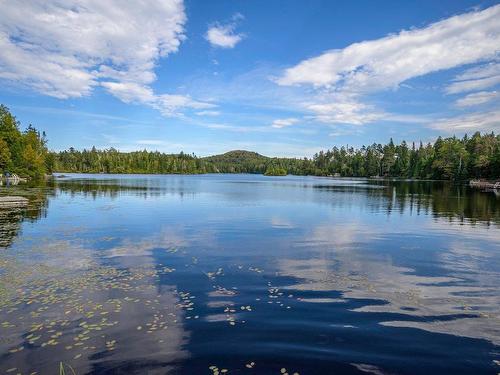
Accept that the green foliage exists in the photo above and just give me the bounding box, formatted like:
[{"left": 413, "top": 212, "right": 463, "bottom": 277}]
[
  {"left": 55, "top": 147, "right": 206, "bottom": 174},
  {"left": 53, "top": 132, "right": 500, "bottom": 181},
  {"left": 0, "top": 138, "right": 12, "bottom": 171},
  {"left": 309, "top": 132, "right": 499, "bottom": 180},
  {"left": 202, "top": 150, "right": 308, "bottom": 174},
  {"left": 54, "top": 149, "right": 310, "bottom": 176},
  {"left": 203, "top": 150, "right": 268, "bottom": 173},
  {"left": 0, "top": 105, "right": 51, "bottom": 179},
  {"left": 264, "top": 165, "right": 287, "bottom": 176},
  {"left": 3, "top": 103, "right": 497, "bottom": 181}
]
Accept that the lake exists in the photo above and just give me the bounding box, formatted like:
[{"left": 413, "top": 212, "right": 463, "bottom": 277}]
[{"left": 0, "top": 174, "right": 499, "bottom": 374}]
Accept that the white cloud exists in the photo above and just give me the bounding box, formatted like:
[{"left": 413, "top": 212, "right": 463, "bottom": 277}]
[
  {"left": 271, "top": 118, "right": 299, "bottom": 128},
  {"left": 0, "top": 31, "right": 97, "bottom": 98},
  {"left": 155, "top": 94, "right": 215, "bottom": 117},
  {"left": 277, "top": 5, "right": 500, "bottom": 90},
  {"left": 432, "top": 110, "right": 500, "bottom": 132},
  {"left": 100, "top": 82, "right": 215, "bottom": 117},
  {"left": 329, "top": 127, "right": 363, "bottom": 137},
  {"left": 137, "top": 140, "right": 165, "bottom": 146},
  {"left": 205, "top": 14, "right": 244, "bottom": 48},
  {"left": 454, "top": 61, "right": 500, "bottom": 81},
  {"left": 0, "top": 1, "right": 185, "bottom": 97},
  {"left": 0, "top": 0, "right": 214, "bottom": 117},
  {"left": 455, "top": 91, "right": 498, "bottom": 107},
  {"left": 100, "top": 82, "right": 156, "bottom": 104},
  {"left": 195, "top": 110, "right": 220, "bottom": 116},
  {"left": 275, "top": 5, "right": 500, "bottom": 126},
  {"left": 304, "top": 94, "right": 384, "bottom": 125},
  {"left": 446, "top": 62, "right": 500, "bottom": 94}
]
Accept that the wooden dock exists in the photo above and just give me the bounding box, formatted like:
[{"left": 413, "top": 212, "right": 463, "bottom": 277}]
[{"left": 0, "top": 196, "right": 29, "bottom": 208}]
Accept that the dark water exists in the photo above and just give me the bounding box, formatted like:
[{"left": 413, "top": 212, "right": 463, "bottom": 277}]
[{"left": 0, "top": 174, "right": 499, "bottom": 375}]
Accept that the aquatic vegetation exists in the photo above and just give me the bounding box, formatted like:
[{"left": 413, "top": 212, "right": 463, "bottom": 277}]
[
  {"left": 0, "top": 233, "right": 307, "bottom": 373},
  {"left": 60, "top": 361, "right": 77, "bottom": 375},
  {"left": 1, "top": 175, "right": 499, "bottom": 374},
  {"left": 0, "top": 240, "right": 189, "bottom": 373}
]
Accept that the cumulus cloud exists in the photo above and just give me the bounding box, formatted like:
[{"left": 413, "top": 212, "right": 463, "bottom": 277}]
[
  {"left": 100, "top": 82, "right": 156, "bottom": 104},
  {"left": 0, "top": 0, "right": 214, "bottom": 116},
  {"left": 205, "top": 13, "right": 244, "bottom": 48},
  {"left": 276, "top": 5, "right": 500, "bottom": 125},
  {"left": 455, "top": 91, "right": 498, "bottom": 107},
  {"left": 271, "top": 118, "right": 299, "bottom": 128}
]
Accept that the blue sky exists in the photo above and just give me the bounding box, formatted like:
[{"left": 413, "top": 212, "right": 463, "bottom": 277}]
[{"left": 0, "top": 0, "right": 499, "bottom": 157}]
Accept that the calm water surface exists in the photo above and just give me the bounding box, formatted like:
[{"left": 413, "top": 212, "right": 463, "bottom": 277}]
[{"left": 0, "top": 174, "right": 499, "bottom": 374}]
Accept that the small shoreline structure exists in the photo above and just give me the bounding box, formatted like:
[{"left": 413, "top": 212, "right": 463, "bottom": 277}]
[
  {"left": 1, "top": 173, "right": 28, "bottom": 185},
  {"left": 0, "top": 173, "right": 30, "bottom": 208},
  {"left": 469, "top": 179, "right": 500, "bottom": 191},
  {"left": 0, "top": 196, "right": 29, "bottom": 208}
]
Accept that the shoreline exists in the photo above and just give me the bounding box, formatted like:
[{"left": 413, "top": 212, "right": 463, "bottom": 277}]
[{"left": 50, "top": 172, "right": 454, "bottom": 183}]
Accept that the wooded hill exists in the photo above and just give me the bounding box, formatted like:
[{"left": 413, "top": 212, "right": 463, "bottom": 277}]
[{"left": 202, "top": 150, "right": 309, "bottom": 175}]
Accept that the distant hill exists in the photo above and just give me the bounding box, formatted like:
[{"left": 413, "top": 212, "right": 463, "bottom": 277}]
[
  {"left": 203, "top": 150, "right": 268, "bottom": 163},
  {"left": 202, "top": 150, "right": 269, "bottom": 173}
]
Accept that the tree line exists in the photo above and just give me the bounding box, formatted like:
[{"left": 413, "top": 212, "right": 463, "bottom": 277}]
[
  {"left": 53, "top": 133, "right": 499, "bottom": 181},
  {"left": 54, "top": 148, "right": 313, "bottom": 175},
  {"left": 0, "top": 105, "right": 53, "bottom": 179},
  {"left": 56, "top": 148, "right": 209, "bottom": 174},
  {"left": 1, "top": 105, "right": 498, "bottom": 180},
  {"left": 310, "top": 134, "right": 499, "bottom": 180}
]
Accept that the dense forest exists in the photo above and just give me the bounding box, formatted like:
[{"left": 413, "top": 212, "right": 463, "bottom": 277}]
[
  {"left": 310, "top": 134, "right": 500, "bottom": 180},
  {"left": 202, "top": 150, "right": 310, "bottom": 175},
  {"left": 1, "top": 105, "right": 499, "bottom": 180},
  {"left": 54, "top": 133, "right": 499, "bottom": 180},
  {"left": 0, "top": 105, "right": 53, "bottom": 179}
]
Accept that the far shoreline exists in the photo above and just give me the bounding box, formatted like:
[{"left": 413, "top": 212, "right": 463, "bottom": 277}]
[{"left": 49, "top": 172, "right": 453, "bottom": 183}]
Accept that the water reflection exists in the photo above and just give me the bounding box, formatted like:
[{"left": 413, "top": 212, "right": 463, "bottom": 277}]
[
  {"left": 0, "top": 174, "right": 499, "bottom": 374},
  {"left": 0, "top": 237, "right": 189, "bottom": 374},
  {"left": 0, "top": 184, "right": 52, "bottom": 247},
  {"left": 51, "top": 175, "right": 500, "bottom": 225},
  {"left": 278, "top": 221, "right": 500, "bottom": 345},
  {"left": 372, "top": 180, "right": 500, "bottom": 224}
]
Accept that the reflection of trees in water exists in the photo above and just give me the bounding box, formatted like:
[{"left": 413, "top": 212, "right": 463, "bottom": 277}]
[
  {"left": 374, "top": 181, "right": 499, "bottom": 225},
  {"left": 0, "top": 178, "right": 198, "bottom": 248},
  {"left": 0, "top": 209, "right": 24, "bottom": 247},
  {"left": 0, "top": 183, "right": 53, "bottom": 247},
  {"left": 1, "top": 179, "right": 498, "bottom": 248},
  {"left": 55, "top": 179, "right": 195, "bottom": 200},
  {"left": 1, "top": 178, "right": 194, "bottom": 247},
  {"left": 312, "top": 181, "right": 499, "bottom": 225},
  {"left": 58, "top": 179, "right": 500, "bottom": 225}
]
